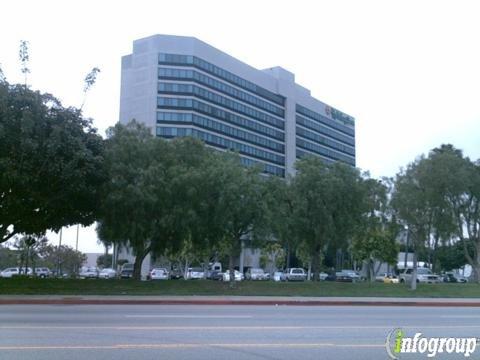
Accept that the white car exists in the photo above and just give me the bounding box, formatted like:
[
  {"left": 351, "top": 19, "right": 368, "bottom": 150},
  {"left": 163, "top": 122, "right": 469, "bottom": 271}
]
[
  {"left": 99, "top": 268, "right": 117, "bottom": 279},
  {"left": 223, "top": 270, "right": 244, "bottom": 282},
  {"left": 79, "top": 267, "right": 99, "bottom": 279},
  {"left": 281, "top": 268, "right": 307, "bottom": 281},
  {"left": 245, "top": 268, "right": 270, "bottom": 281},
  {"left": 400, "top": 268, "right": 441, "bottom": 284},
  {"left": 273, "top": 271, "right": 284, "bottom": 282},
  {"left": 149, "top": 268, "right": 169, "bottom": 280},
  {"left": 186, "top": 267, "right": 205, "bottom": 280},
  {"left": 0, "top": 267, "right": 32, "bottom": 278},
  {"left": 34, "top": 267, "right": 51, "bottom": 278}
]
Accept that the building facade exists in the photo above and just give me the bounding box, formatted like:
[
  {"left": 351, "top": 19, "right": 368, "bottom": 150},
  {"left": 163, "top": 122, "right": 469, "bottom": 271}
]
[{"left": 120, "top": 34, "right": 355, "bottom": 177}]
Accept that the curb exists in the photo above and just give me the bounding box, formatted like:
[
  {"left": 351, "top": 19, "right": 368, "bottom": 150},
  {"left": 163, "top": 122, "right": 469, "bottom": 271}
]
[{"left": 2, "top": 299, "right": 480, "bottom": 307}]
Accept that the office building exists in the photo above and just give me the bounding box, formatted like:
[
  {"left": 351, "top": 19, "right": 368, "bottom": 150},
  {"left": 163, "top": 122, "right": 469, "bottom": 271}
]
[{"left": 120, "top": 34, "right": 355, "bottom": 177}]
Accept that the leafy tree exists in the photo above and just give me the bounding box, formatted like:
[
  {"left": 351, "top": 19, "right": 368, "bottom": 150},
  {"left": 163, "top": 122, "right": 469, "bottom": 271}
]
[
  {"left": 19, "top": 40, "right": 30, "bottom": 86},
  {"left": 96, "top": 254, "right": 113, "bottom": 268},
  {"left": 80, "top": 67, "right": 100, "bottom": 110},
  {"left": 198, "top": 152, "right": 267, "bottom": 286},
  {"left": 264, "top": 176, "right": 297, "bottom": 268},
  {"left": 98, "top": 122, "right": 212, "bottom": 280},
  {"left": 259, "top": 242, "right": 285, "bottom": 273},
  {"left": 37, "top": 244, "right": 86, "bottom": 276},
  {"left": 292, "top": 157, "right": 364, "bottom": 281},
  {"left": 352, "top": 178, "right": 400, "bottom": 282},
  {"left": 0, "top": 244, "right": 18, "bottom": 269},
  {"left": 392, "top": 159, "right": 434, "bottom": 290},
  {"left": 424, "top": 145, "right": 480, "bottom": 280},
  {"left": 0, "top": 80, "right": 105, "bottom": 244},
  {"left": 13, "top": 235, "right": 48, "bottom": 273},
  {"left": 98, "top": 121, "right": 159, "bottom": 280}
]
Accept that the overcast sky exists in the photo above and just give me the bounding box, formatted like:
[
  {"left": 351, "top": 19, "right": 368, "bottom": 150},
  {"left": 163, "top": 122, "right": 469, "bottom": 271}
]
[{"left": 1, "top": 0, "right": 479, "bottom": 253}]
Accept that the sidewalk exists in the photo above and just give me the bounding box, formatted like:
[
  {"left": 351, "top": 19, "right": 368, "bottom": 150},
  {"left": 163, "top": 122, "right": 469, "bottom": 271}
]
[{"left": 2, "top": 295, "right": 480, "bottom": 306}]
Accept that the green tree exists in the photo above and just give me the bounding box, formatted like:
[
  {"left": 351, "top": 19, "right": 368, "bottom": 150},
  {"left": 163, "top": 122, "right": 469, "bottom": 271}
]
[
  {"left": 264, "top": 176, "right": 297, "bottom": 268},
  {"left": 352, "top": 178, "right": 400, "bottom": 282},
  {"left": 98, "top": 122, "right": 212, "bottom": 280},
  {"left": 292, "top": 157, "right": 365, "bottom": 281},
  {"left": 392, "top": 159, "right": 434, "bottom": 290},
  {"left": 37, "top": 244, "right": 86, "bottom": 276},
  {"left": 0, "top": 80, "right": 105, "bottom": 244},
  {"left": 96, "top": 254, "right": 113, "bottom": 268},
  {"left": 199, "top": 152, "right": 267, "bottom": 286},
  {"left": 425, "top": 146, "right": 480, "bottom": 280}
]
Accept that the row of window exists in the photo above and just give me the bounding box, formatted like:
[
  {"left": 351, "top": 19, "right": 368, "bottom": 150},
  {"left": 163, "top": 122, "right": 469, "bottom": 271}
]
[
  {"left": 157, "top": 97, "right": 284, "bottom": 140},
  {"left": 157, "top": 127, "right": 285, "bottom": 166},
  {"left": 296, "top": 126, "right": 355, "bottom": 157},
  {"left": 157, "top": 112, "right": 284, "bottom": 153},
  {"left": 158, "top": 53, "right": 285, "bottom": 106},
  {"left": 158, "top": 67, "right": 284, "bottom": 117},
  {"left": 296, "top": 115, "right": 355, "bottom": 147},
  {"left": 296, "top": 105, "right": 355, "bottom": 137},
  {"left": 158, "top": 83, "right": 284, "bottom": 129},
  {"left": 296, "top": 138, "right": 356, "bottom": 166},
  {"left": 296, "top": 149, "right": 335, "bottom": 165},
  {"left": 240, "top": 157, "right": 285, "bottom": 177}
]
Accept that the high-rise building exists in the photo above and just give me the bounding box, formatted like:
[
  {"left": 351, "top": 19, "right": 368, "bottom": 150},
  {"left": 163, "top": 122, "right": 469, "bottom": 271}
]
[{"left": 120, "top": 34, "right": 355, "bottom": 177}]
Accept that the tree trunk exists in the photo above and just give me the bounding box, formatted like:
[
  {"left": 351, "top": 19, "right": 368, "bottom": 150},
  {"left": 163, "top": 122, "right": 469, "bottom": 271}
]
[
  {"left": 369, "top": 260, "right": 374, "bottom": 283},
  {"left": 133, "top": 248, "right": 150, "bottom": 281},
  {"left": 410, "top": 250, "right": 418, "bottom": 291},
  {"left": 307, "top": 259, "right": 312, "bottom": 281},
  {"left": 431, "top": 232, "right": 440, "bottom": 273},
  {"left": 312, "top": 246, "right": 321, "bottom": 281},
  {"left": 228, "top": 251, "right": 235, "bottom": 288}
]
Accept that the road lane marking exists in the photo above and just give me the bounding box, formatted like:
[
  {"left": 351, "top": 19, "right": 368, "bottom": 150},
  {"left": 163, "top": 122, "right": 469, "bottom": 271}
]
[
  {"left": 124, "top": 315, "right": 253, "bottom": 319},
  {"left": 0, "top": 343, "right": 385, "bottom": 351},
  {"left": 3, "top": 325, "right": 480, "bottom": 330}
]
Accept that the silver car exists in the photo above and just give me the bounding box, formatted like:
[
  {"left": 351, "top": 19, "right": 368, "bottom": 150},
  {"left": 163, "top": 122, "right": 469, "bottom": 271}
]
[{"left": 282, "top": 268, "right": 307, "bottom": 281}]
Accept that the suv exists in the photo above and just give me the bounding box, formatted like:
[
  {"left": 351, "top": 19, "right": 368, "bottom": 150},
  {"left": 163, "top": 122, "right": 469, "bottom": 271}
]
[
  {"left": 399, "top": 268, "right": 440, "bottom": 284},
  {"left": 282, "top": 268, "right": 307, "bottom": 281},
  {"left": 0, "top": 267, "right": 32, "bottom": 278},
  {"left": 34, "top": 267, "right": 51, "bottom": 278}
]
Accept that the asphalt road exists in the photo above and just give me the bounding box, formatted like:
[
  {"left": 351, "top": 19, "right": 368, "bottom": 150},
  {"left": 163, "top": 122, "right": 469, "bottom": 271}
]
[{"left": 1, "top": 304, "right": 480, "bottom": 359}]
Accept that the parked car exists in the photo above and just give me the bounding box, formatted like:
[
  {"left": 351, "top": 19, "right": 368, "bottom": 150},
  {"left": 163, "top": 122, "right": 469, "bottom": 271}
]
[
  {"left": 375, "top": 273, "right": 398, "bottom": 283},
  {"left": 149, "top": 268, "right": 169, "bottom": 280},
  {"left": 120, "top": 263, "right": 134, "bottom": 279},
  {"left": 282, "top": 268, "right": 307, "bottom": 281},
  {"left": 443, "top": 272, "right": 468, "bottom": 283},
  {"left": 273, "top": 271, "right": 284, "bottom": 282},
  {"left": 206, "top": 270, "right": 224, "bottom": 281},
  {"left": 186, "top": 267, "right": 205, "bottom": 280},
  {"left": 383, "top": 274, "right": 399, "bottom": 284},
  {"left": 319, "top": 272, "right": 329, "bottom": 281},
  {"left": 222, "top": 270, "right": 244, "bottom": 282},
  {"left": 99, "top": 268, "right": 117, "bottom": 279},
  {"left": 245, "top": 268, "right": 270, "bottom": 281},
  {"left": 34, "top": 267, "right": 51, "bottom": 278},
  {"left": 79, "top": 267, "right": 99, "bottom": 279},
  {"left": 170, "top": 268, "right": 184, "bottom": 280},
  {"left": 0, "top": 267, "right": 32, "bottom": 278},
  {"left": 399, "top": 268, "right": 441, "bottom": 284}
]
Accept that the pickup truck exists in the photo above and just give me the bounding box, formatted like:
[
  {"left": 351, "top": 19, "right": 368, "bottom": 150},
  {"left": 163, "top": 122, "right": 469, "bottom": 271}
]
[{"left": 399, "top": 268, "right": 440, "bottom": 284}]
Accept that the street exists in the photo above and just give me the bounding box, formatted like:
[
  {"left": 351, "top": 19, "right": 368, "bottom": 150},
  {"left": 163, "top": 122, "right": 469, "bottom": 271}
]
[{"left": 1, "top": 304, "right": 480, "bottom": 359}]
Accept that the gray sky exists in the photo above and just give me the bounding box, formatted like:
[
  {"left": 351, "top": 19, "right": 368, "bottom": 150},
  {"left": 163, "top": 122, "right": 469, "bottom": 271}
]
[{"left": 1, "top": 0, "right": 479, "bottom": 253}]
